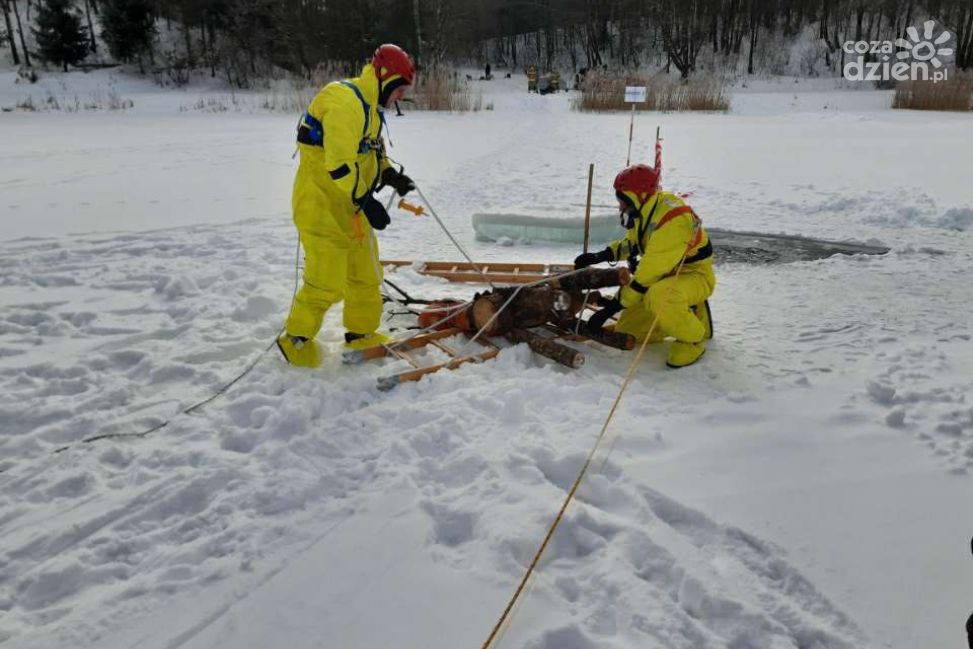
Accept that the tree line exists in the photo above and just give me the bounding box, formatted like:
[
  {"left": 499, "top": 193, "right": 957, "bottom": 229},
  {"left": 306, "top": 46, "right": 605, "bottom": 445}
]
[
  {"left": 475, "top": 0, "right": 973, "bottom": 76},
  {"left": 2, "top": 0, "right": 971, "bottom": 82},
  {"left": 0, "top": 0, "right": 433, "bottom": 83}
]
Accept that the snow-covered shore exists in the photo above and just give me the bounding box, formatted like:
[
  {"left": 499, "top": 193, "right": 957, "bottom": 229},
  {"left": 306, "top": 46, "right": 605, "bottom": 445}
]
[{"left": 1, "top": 70, "right": 972, "bottom": 649}]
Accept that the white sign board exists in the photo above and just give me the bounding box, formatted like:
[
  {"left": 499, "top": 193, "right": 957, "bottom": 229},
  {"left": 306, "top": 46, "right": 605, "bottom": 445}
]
[{"left": 624, "top": 86, "right": 647, "bottom": 103}]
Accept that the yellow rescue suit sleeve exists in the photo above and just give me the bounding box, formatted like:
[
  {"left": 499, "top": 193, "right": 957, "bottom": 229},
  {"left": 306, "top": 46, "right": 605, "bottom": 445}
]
[
  {"left": 633, "top": 213, "right": 695, "bottom": 287},
  {"left": 606, "top": 232, "right": 633, "bottom": 262}
]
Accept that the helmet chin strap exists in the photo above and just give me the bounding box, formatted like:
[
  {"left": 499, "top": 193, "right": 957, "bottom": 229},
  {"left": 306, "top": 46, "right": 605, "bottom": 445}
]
[
  {"left": 378, "top": 76, "right": 407, "bottom": 109},
  {"left": 619, "top": 207, "right": 632, "bottom": 229},
  {"left": 620, "top": 193, "right": 655, "bottom": 230}
]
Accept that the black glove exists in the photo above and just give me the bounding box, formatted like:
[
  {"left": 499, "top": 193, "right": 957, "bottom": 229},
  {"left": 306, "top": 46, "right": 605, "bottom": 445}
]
[
  {"left": 381, "top": 167, "right": 416, "bottom": 197},
  {"left": 574, "top": 247, "right": 612, "bottom": 270},
  {"left": 359, "top": 195, "right": 390, "bottom": 230},
  {"left": 585, "top": 299, "right": 623, "bottom": 335}
]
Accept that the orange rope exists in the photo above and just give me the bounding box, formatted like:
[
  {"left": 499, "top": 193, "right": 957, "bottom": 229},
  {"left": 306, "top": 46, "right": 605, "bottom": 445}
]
[{"left": 477, "top": 230, "right": 701, "bottom": 649}]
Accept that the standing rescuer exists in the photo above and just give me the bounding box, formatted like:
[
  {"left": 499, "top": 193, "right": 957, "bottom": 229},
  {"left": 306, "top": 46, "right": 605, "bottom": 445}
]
[
  {"left": 278, "top": 44, "right": 417, "bottom": 368},
  {"left": 574, "top": 163, "right": 715, "bottom": 368}
]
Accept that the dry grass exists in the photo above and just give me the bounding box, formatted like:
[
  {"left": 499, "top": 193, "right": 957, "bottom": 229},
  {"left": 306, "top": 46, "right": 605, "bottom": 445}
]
[
  {"left": 412, "top": 66, "right": 480, "bottom": 112},
  {"left": 257, "top": 62, "right": 371, "bottom": 113},
  {"left": 574, "top": 73, "right": 729, "bottom": 113},
  {"left": 258, "top": 87, "right": 316, "bottom": 113},
  {"left": 892, "top": 75, "right": 973, "bottom": 111},
  {"left": 307, "top": 61, "right": 346, "bottom": 89},
  {"left": 7, "top": 89, "right": 133, "bottom": 113},
  {"left": 180, "top": 94, "right": 242, "bottom": 113},
  {"left": 244, "top": 64, "right": 481, "bottom": 114},
  {"left": 178, "top": 64, "right": 484, "bottom": 115}
]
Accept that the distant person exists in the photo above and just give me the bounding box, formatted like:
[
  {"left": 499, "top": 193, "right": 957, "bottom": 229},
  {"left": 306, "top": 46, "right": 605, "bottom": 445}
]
[
  {"left": 968, "top": 536, "right": 973, "bottom": 649},
  {"left": 485, "top": 63, "right": 492, "bottom": 79},
  {"left": 527, "top": 65, "right": 538, "bottom": 92},
  {"left": 538, "top": 73, "right": 550, "bottom": 94},
  {"left": 574, "top": 164, "right": 715, "bottom": 368},
  {"left": 574, "top": 67, "right": 588, "bottom": 90},
  {"left": 278, "top": 44, "right": 417, "bottom": 368}
]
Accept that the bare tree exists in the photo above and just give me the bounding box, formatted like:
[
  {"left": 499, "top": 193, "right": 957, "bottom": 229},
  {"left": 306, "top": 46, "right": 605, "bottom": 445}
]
[
  {"left": 82, "top": 0, "right": 97, "bottom": 52},
  {"left": 413, "top": 0, "right": 423, "bottom": 62},
  {"left": 1, "top": 0, "right": 21, "bottom": 64},
  {"left": 10, "top": 0, "right": 31, "bottom": 66},
  {"left": 656, "top": 0, "right": 712, "bottom": 78}
]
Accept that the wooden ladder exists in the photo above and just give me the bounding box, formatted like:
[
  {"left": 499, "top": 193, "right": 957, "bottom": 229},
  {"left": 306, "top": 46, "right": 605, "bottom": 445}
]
[{"left": 342, "top": 328, "right": 500, "bottom": 391}]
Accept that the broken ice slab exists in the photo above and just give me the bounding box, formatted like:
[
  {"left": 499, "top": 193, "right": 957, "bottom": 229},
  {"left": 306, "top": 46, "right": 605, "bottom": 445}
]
[{"left": 471, "top": 213, "right": 889, "bottom": 264}]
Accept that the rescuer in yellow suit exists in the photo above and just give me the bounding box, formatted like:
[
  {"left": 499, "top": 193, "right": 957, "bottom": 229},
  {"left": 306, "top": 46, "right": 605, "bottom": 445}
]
[
  {"left": 277, "top": 44, "right": 417, "bottom": 368},
  {"left": 575, "top": 164, "right": 715, "bottom": 368}
]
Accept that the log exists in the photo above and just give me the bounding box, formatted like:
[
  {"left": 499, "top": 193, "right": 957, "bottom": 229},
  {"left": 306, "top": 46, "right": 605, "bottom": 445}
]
[
  {"left": 507, "top": 328, "right": 585, "bottom": 368},
  {"left": 554, "top": 267, "right": 630, "bottom": 291},
  {"left": 470, "top": 291, "right": 515, "bottom": 335},
  {"left": 470, "top": 286, "right": 569, "bottom": 334}
]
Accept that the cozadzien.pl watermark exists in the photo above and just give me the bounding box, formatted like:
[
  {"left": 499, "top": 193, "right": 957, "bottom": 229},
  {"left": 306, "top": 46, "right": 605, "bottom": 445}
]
[{"left": 844, "top": 20, "right": 954, "bottom": 83}]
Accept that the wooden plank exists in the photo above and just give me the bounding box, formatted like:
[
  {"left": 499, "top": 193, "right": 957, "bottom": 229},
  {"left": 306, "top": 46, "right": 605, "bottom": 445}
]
[
  {"left": 377, "top": 347, "right": 501, "bottom": 391},
  {"left": 432, "top": 271, "right": 548, "bottom": 284},
  {"left": 429, "top": 339, "right": 458, "bottom": 356},
  {"left": 385, "top": 260, "right": 570, "bottom": 273},
  {"left": 387, "top": 346, "right": 421, "bottom": 368},
  {"left": 341, "top": 328, "right": 465, "bottom": 364},
  {"left": 380, "top": 260, "right": 575, "bottom": 285},
  {"left": 352, "top": 327, "right": 502, "bottom": 390}
]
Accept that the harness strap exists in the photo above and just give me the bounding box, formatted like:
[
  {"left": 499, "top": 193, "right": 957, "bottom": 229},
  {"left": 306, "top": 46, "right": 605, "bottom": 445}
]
[
  {"left": 296, "top": 113, "right": 324, "bottom": 146},
  {"left": 296, "top": 80, "right": 378, "bottom": 151},
  {"left": 683, "top": 238, "right": 713, "bottom": 264},
  {"left": 653, "top": 205, "right": 694, "bottom": 230},
  {"left": 653, "top": 203, "right": 709, "bottom": 261},
  {"left": 339, "top": 80, "right": 371, "bottom": 138},
  {"left": 636, "top": 195, "right": 661, "bottom": 247}
]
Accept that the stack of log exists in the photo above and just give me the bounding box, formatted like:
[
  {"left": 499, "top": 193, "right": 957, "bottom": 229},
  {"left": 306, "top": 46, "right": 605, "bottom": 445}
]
[{"left": 417, "top": 267, "right": 635, "bottom": 369}]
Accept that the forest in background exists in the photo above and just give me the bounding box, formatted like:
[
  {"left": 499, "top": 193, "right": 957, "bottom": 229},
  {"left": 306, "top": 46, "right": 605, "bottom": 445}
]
[{"left": 1, "top": 0, "right": 972, "bottom": 86}]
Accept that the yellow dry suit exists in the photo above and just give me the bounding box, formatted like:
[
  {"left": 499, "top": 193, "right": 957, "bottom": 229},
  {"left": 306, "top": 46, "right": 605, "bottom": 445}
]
[
  {"left": 608, "top": 191, "right": 716, "bottom": 363},
  {"left": 284, "top": 64, "right": 395, "bottom": 346}
]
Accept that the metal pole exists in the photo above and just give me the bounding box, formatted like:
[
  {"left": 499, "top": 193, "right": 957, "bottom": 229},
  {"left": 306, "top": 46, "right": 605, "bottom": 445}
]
[
  {"left": 625, "top": 103, "right": 635, "bottom": 165},
  {"left": 654, "top": 126, "right": 663, "bottom": 181},
  {"left": 575, "top": 163, "right": 595, "bottom": 335},
  {"left": 582, "top": 163, "right": 594, "bottom": 254}
]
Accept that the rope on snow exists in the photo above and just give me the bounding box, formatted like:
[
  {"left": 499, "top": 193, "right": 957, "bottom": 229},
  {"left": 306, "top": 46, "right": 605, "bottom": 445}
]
[{"left": 477, "top": 225, "right": 702, "bottom": 649}]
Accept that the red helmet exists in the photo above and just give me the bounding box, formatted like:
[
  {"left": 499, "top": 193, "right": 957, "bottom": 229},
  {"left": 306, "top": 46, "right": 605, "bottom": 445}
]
[
  {"left": 372, "top": 44, "right": 416, "bottom": 85},
  {"left": 613, "top": 164, "right": 660, "bottom": 205}
]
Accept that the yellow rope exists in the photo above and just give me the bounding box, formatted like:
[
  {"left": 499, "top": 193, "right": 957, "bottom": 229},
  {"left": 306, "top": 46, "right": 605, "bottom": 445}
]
[{"left": 477, "top": 236, "right": 699, "bottom": 649}]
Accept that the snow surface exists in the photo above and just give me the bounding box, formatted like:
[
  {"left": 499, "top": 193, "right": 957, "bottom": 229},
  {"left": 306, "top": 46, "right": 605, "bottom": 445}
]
[{"left": 1, "top": 69, "right": 972, "bottom": 649}]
